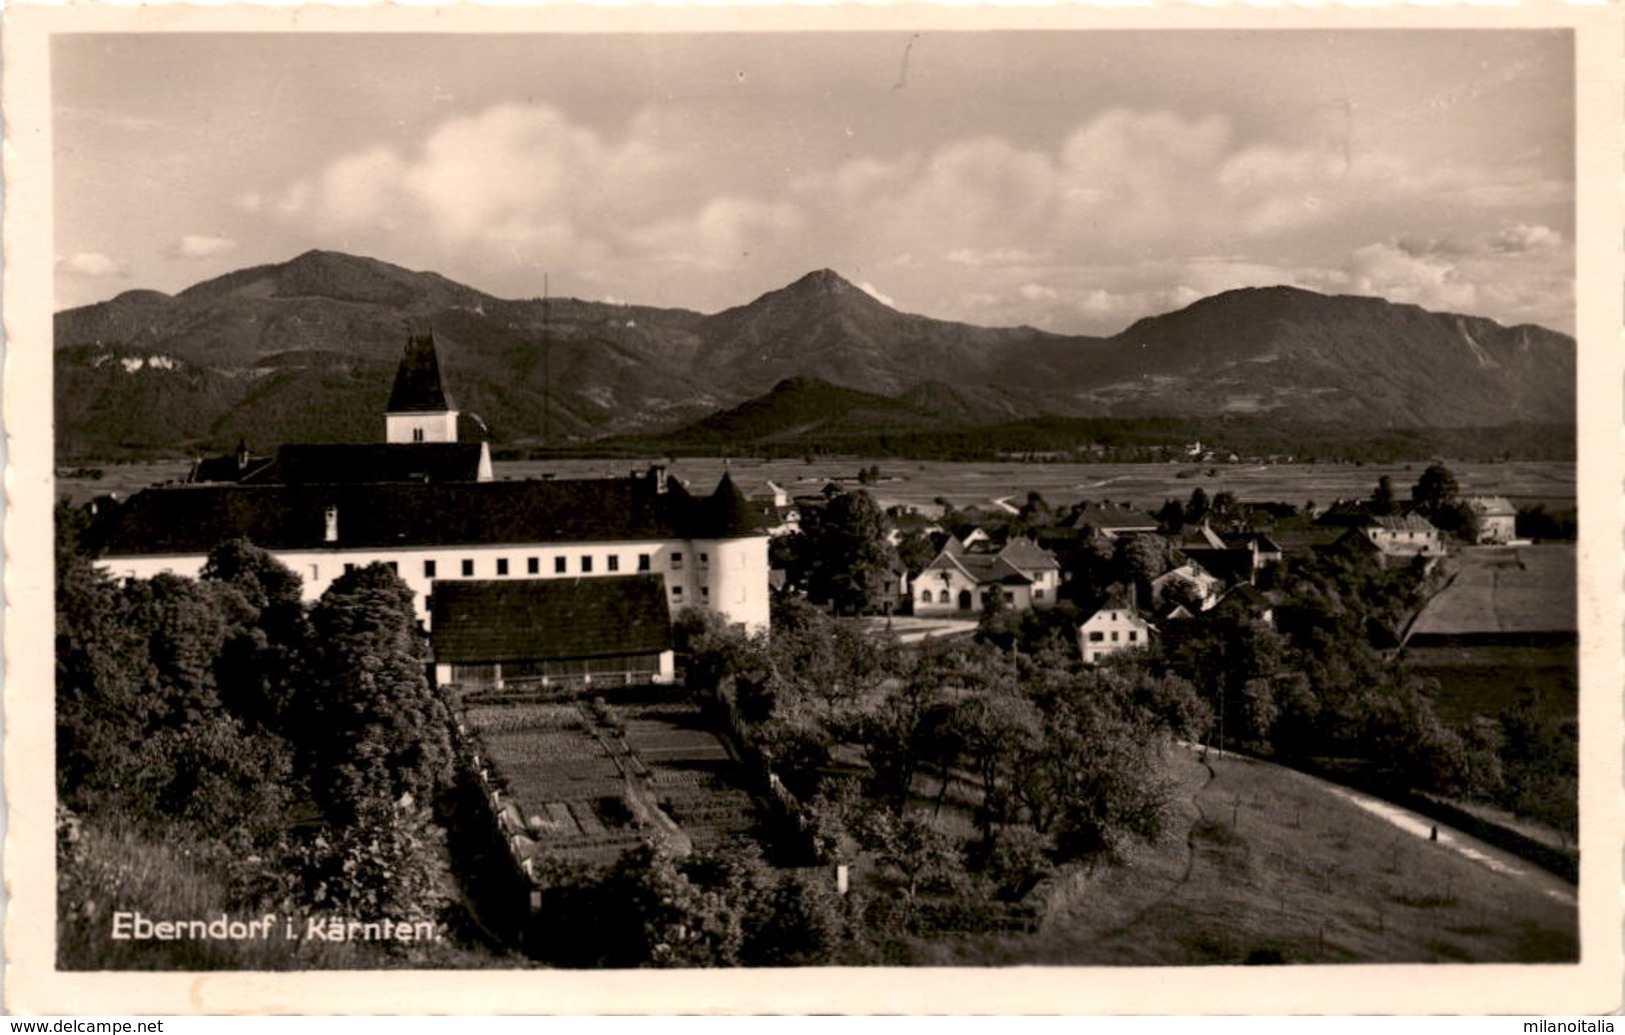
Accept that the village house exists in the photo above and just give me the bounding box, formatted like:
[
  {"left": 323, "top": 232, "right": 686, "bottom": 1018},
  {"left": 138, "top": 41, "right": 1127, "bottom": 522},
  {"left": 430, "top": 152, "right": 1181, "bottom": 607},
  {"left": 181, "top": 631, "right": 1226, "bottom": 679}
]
[
  {"left": 1078, "top": 587, "right": 1155, "bottom": 664},
  {"left": 1149, "top": 560, "right": 1223, "bottom": 611},
  {"left": 1058, "top": 502, "right": 1161, "bottom": 540},
  {"left": 92, "top": 333, "right": 773, "bottom": 633},
  {"left": 1466, "top": 496, "right": 1518, "bottom": 545},
  {"left": 1351, "top": 513, "right": 1446, "bottom": 561},
  {"left": 912, "top": 534, "right": 1062, "bottom": 616}
]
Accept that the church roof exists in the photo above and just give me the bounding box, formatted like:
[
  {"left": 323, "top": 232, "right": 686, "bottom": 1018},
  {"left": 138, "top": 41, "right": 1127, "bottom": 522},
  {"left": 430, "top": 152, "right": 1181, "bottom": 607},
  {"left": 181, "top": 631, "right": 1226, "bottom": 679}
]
[
  {"left": 432, "top": 576, "right": 671, "bottom": 664},
  {"left": 95, "top": 473, "right": 751, "bottom": 556},
  {"left": 387, "top": 332, "right": 456, "bottom": 414},
  {"left": 267, "top": 443, "right": 486, "bottom": 485}
]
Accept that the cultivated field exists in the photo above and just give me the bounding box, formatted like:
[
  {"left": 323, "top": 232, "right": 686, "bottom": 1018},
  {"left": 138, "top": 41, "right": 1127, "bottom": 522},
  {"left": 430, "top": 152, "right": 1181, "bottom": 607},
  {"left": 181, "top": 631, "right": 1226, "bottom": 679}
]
[
  {"left": 913, "top": 747, "right": 1577, "bottom": 966},
  {"left": 1409, "top": 545, "right": 1577, "bottom": 639},
  {"left": 496, "top": 458, "right": 1576, "bottom": 514},
  {"left": 613, "top": 690, "right": 761, "bottom": 851},
  {"left": 464, "top": 692, "right": 758, "bottom": 864},
  {"left": 52, "top": 457, "right": 1576, "bottom": 515}
]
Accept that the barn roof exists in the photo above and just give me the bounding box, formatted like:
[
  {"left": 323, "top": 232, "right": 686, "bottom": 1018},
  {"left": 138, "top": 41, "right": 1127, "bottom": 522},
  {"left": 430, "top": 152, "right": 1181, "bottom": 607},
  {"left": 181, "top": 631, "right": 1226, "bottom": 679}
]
[{"left": 431, "top": 576, "right": 671, "bottom": 663}]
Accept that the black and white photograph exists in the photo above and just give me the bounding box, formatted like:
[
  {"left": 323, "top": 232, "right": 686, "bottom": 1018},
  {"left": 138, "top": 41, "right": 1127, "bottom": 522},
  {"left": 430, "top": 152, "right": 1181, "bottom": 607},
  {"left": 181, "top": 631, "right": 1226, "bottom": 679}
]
[{"left": 6, "top": 3, "right": 1622, "bottom": 1016}]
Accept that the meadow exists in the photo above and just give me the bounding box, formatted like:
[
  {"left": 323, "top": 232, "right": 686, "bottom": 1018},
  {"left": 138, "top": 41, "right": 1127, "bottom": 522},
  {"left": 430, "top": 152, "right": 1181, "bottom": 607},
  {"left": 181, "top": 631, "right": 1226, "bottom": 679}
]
[
  {"left": 494, "top": 457, "right": 1577, "bottom": 514},
  {"left": 912, "top": 747, "right": 1578, "bottom": 966},
  {"left": 52, "top": 457, "right": 1576, "bottom": 515}
]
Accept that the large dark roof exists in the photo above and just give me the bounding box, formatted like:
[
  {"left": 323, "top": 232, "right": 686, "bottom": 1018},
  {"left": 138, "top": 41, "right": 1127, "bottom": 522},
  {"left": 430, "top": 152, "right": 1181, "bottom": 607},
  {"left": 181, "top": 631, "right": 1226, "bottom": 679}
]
[
  {"left": 1180, "top": 547, "right": 1256, "bottom": 585},
  {"left": 267, "top": 443, "right": 485, "bottom": 484},
  {"left": 98, "top": 472, "right": 765, "bottom": 556},
  {"left": 432, "top": 576, "right": 672, "bottom": 663},
  {"left": 387, "top": 332, "right": 455, "bottom": 413},
  {"left": 702, "top": 472, "right": 774, "bottom": 537}
]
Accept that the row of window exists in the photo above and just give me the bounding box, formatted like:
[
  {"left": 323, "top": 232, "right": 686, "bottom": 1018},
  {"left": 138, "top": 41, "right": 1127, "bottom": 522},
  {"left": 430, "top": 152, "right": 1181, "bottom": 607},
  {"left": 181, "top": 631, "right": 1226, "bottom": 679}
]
[
  {"left": 915, "top": 587, "right": 1045, "bottom": 604},
  {"left": 1085, "top": 629, "right": 1139, "bottom": 643},
  {"left": 331, "top": 552, "right": 710, "bottom": 581}
]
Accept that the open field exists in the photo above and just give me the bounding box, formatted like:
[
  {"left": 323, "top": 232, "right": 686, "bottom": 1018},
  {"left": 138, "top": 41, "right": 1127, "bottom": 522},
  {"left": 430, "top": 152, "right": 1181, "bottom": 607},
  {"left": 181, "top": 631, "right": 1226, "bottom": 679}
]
[
  {"left": 52, "top": 457, "right": 1575, "bottom": 515},
  {"left": 1406, "top": 645, "right": 1577, "bottom": 727},
  {"left": 910, "top": 747, "right": 1577, "bottom": 965},
  {"left": 1409, "top": 545, "right": 1577, "bottom": 641},
  {"left": 495, "top": 458, "right": 1576, "bottom": 514}
]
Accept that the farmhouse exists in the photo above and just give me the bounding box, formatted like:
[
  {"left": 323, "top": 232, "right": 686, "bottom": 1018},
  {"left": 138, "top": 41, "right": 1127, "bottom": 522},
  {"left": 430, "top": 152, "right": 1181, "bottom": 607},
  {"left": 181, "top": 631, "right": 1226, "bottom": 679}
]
[
  {"left": 1466, "top": 496, "right": 1518, "bottom": 545},
  {"left": 93, "top": 333, "right": 773, "bottom": 632},
  {"left": 1078, "top": 588, "right": 1154, "bottom": 664},
  {"left": 1354, "top": 513, "right": 1445, "bottom": 560},
  {"left": 431, "top": 577, "right": 676, "bottom": 690},
  {"left": 912, "top": 535, "right": 1061, "bottom": 616}
]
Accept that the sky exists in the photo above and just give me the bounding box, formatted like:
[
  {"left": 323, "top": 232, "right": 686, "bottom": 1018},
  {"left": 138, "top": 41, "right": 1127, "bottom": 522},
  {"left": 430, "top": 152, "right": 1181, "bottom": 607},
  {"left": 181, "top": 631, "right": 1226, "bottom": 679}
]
[{"left": 53, "top": 30, "right": 1575, "bottom": 335}]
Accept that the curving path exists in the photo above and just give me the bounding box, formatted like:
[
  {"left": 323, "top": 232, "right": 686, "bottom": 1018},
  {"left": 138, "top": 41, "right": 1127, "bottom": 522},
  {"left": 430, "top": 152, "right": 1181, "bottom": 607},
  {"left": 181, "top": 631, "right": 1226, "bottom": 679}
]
[{"left": 1193, "top": 744, "right": 1577, "bottom": 907}]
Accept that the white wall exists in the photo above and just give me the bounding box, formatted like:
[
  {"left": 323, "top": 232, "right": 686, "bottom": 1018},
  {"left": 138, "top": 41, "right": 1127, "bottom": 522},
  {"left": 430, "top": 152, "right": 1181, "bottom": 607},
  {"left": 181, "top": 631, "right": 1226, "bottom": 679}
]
[
  {"left": 1078, "top": 608, "right": 1151, "bottom": 663},
  {"left": 102, "top": 533, "right": 773, "bottom": 630},
  {"left": 386, "top": 411, "right": 459, "bottom": 444}
]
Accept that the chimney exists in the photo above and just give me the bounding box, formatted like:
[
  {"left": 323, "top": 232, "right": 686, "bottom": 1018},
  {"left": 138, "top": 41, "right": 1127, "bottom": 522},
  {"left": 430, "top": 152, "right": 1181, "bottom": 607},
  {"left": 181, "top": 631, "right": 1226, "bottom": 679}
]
[
  {"left": 650, "top": 464, "right": 669, "bottom": 494},
  {"left": 324, "top": 505, "right": 339, "bottom": 543},
  {"left": 236, "top": 438, "right": 249, "bottom": 472}
]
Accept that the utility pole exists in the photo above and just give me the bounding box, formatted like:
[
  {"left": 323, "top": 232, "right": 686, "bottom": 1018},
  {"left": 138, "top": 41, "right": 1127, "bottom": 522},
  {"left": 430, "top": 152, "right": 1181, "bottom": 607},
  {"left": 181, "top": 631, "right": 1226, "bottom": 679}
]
[{"left": 542, "top": 272, "right": 551, "bottom": 449}]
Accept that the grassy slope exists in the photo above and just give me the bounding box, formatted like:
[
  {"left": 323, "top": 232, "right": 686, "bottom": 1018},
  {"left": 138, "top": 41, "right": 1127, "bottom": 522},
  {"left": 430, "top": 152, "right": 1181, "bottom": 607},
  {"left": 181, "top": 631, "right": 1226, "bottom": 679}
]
[{"left": 913, "top": 747, "right": 1577, "bottom": 966}]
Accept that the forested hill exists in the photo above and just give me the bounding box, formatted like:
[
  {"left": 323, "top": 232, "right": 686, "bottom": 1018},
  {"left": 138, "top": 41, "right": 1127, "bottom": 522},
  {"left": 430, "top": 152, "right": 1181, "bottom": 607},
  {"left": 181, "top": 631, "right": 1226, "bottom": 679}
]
[{"left": 55, "top": 251, "right": 1575, "bottom": 460}]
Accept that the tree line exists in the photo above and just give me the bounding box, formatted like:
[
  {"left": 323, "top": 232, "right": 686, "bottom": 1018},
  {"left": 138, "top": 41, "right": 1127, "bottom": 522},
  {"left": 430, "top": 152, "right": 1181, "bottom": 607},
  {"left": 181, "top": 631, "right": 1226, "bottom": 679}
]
[{"left": 55, "top": 505, "right": 487, "bottom": 968}]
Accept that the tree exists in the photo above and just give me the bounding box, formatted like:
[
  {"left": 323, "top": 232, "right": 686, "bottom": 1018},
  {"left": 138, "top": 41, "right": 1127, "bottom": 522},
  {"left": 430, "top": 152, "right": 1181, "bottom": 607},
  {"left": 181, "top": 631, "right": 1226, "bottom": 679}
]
[
  {"left": 1370, "top": 476, "right": 1399, "bottom": 516},
  {"left": 304, "top": 564, "right": 453, "bottom": 823},
  {"left": 202, "top": 539, "right": 309, "bottom": 733},
  {"left": 1185, "top": 487, "right": 1211, "bottom": 526},
  {"left": 1411, "top": 463, "right": 1459, "bottom": 520},
  {"left": 803, "top": 490, "right": 902, "bottom": 615},
  {"left": 1154, "top": 499, "right": 1186, "bottom": 534}
]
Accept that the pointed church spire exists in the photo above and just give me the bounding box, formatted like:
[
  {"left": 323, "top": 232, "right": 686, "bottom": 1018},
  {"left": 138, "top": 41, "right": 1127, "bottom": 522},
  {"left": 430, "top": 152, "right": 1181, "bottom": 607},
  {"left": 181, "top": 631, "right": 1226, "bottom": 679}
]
[
  {"left": 385, "top": 330, "right": 460, "bottom": 444},
  {"left": 388, "top": 331, "right": 455, "bottom": 414}
]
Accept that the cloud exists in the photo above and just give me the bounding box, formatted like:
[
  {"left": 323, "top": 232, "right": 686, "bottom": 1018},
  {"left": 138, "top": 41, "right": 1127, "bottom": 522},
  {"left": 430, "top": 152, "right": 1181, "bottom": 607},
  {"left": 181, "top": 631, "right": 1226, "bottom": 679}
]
[
  {"left": 1489, "top": 224, "right": 1563, "bottom": 254},
  {"left": 858, "top": 281, "right": 896, "bottom": 307},
  {"left": 1344, "top": 243, "right": 1478, "bottom": 312},
  {"left": 253, "top": 101, "right": 1571, "bottom": 334},
  {"left": 175, "top": 235, "right": 240, "bottom": 259},
  {"left": 57, "top": 252, "right": 122, "bottom": 277}
]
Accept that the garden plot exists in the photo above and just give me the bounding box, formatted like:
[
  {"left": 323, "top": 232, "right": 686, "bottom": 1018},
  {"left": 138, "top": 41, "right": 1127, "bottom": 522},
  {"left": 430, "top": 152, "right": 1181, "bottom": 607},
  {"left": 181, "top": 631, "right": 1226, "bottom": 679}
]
[
  {"left": 614, "top": 698, "right": 761, "bottom": 851},
  {"left": 465, "top": 694, "right": 762, "bottom": 861},
  {"left": 464, "top": 702, "right": 641, "bottom": 863}
]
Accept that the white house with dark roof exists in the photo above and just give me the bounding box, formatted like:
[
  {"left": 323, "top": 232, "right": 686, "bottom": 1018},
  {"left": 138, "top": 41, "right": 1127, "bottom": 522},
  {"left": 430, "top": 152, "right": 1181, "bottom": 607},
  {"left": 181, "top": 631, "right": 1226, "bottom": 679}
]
[
  {"left": 1465, "top": 496, "right": 1517, "bottom": 544},
  {"left": 1078, "top": 588, "right": 1154, "bottom": 664},
  {"left": 1358, "top": 513, "right": 1445, "bottom": 559},
  {"left": 912, "top": 535, "right": 1061, "bottom": 615}
]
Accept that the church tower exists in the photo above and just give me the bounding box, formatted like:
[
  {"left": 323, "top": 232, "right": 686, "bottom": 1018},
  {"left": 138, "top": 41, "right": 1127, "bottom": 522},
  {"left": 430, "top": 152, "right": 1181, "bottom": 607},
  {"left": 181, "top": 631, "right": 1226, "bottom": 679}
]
[{"left": 386, "top": 331, "right": 459, "bottom": 444}]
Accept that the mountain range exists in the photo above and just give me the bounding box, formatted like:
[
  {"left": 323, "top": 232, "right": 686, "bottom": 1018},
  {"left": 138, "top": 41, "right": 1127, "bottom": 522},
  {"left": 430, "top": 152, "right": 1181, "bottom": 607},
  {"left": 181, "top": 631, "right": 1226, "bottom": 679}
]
[{"left": 54, "top": 250, "right": 1575, "bottom": 459}]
